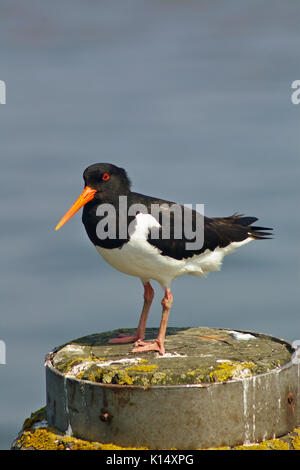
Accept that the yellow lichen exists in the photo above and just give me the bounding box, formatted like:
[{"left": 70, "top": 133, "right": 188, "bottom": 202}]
[
  {"left": 55, "top": 357, "right": 87, "bottom": 374},
  {"left": 16, "top": 427, "right": 149, "bottom": 450},
  {"left": 186, "top": 369, "right": 206, "bottom": 383},
  {"left": 15, "top": 426, "right": 297, "bottom": 451},
  {"left": 14, "top": 407, "right": 300, "bottom": 451},
  {"left": 205, "top": 446, "right": 231, "bottom": 450},
  {"left": 125, "top": 365, "right": 158, "bottom": 372},
  {"left": 291, "top": 428, "right": 300, "bottom": 450},
  {"left": 235, "top": 439, "right": 290, "bottom": 450},
  {"left": 99, "top": 367, "right": 133, "bottom": 385},
  {"left": 115, "top": 371, "right": 133, "bottom": 385},
  {"left": 209, "top": 361, "right": 256, "bottom": 382}
]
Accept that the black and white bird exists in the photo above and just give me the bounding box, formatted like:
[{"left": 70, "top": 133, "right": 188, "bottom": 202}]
[{"left": 55, "top": 163, "right": 272, "bottom": 355}]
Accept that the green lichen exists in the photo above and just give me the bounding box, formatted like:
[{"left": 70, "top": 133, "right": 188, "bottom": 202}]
[
  {"left": 22, "top": 407, "right": 47, "bottom": 431},
  {"left": 150, "top": 372, "right": 167, "bottom": 384}
]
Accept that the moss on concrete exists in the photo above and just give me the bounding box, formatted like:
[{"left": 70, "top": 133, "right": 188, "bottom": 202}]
[{"left": 47, "top": 327, "right": 293, "bottom": 386}]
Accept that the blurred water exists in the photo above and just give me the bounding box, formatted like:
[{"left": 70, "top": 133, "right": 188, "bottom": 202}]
[{"left": 0, "top": 0, "right": 299, "bottom": 449}]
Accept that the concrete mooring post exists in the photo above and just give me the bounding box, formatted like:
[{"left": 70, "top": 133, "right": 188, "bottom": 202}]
[{"left": 11, "top": 327, "right": 300, "bottom": 450}]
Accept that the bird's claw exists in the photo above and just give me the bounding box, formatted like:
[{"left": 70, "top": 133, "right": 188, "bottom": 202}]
[{"left": 132, "top": 339, "right": 165, "bottom": 355}]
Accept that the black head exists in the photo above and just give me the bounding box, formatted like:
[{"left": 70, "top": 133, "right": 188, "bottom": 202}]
[
  {"left": 83, "top": 163, "right": 131, "bottom": 198},
  {"left": 55, "top": 163, "right": 131, "bottom": 231}
]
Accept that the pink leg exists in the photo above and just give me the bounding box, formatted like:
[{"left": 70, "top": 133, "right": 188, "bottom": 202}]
[
  {"left": 132, "top": 288, "right": 173, "bottom": 355},
  {"left": 108, "top": 282, "right": 154, "bottom": 344}
]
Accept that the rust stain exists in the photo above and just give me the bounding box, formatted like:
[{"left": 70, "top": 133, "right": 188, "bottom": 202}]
[
  {"left": 198, "top": 334, "right": 229, "bottom": 342},
  {"left": 287, "top": 392, "right": 294, "bottom": 405},
  {"left": 286, "top": 390, "right": 297, "bottom": 429},
  {"left": 99, "top": 409, "right": 112, "bottom": 423}
]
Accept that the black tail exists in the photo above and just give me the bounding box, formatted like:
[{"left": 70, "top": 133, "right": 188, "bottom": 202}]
[
  {"left": 229, "top": 214, "right": 273, "bottom": 240},
  {"left": 248, "top": 225, "right": 273, "bottom": 240}
]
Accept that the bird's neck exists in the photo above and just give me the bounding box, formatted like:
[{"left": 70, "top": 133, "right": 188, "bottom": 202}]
[{"left": 82, "top": 191, "right": 133, "bottom": 248}]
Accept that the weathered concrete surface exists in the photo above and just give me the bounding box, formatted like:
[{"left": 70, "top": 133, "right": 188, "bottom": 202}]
[
  {"left": 48, "top": 327, "right": 293, "bottom": 385},
  {"left": 43, "top": 327, "right": 300, "bottom": 449},
  {"left": 11, "top": 407, "right": 300, "bottom": 450}
]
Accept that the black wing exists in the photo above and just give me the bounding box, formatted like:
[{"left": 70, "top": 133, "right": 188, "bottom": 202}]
[{"left": 146, "top": 203, "right": 273, "bottom": 260}]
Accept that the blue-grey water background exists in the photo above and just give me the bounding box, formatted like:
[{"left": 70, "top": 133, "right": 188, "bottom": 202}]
[{"left": 0, "top": 0, "right": 299, "bottom": 449}]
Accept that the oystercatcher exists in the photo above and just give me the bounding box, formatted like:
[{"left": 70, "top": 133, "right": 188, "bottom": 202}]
[{"left": 55, "top": 163, "right": 272, "bottom": 355}]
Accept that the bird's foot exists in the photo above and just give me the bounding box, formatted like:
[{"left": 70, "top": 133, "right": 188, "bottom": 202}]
[
  {"left": 132, "top": 339, "right": 165, "bottom": 355},
  {"left": 108, "top": 333, "right": 141, "bottom": 344}
]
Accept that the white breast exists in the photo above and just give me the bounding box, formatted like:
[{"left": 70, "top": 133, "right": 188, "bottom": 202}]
[{"left": 95, "top": 213, "right": 254, "bottom": 289}]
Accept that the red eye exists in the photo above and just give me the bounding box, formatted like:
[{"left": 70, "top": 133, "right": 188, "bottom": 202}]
[{"left": 102, "top": 173, "right": 110, "bottom": 181}]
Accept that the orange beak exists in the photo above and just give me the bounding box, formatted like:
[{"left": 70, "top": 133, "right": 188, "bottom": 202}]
[{"left": 55, "top": 186, "right": 97, "bottom": 231}]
